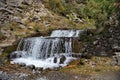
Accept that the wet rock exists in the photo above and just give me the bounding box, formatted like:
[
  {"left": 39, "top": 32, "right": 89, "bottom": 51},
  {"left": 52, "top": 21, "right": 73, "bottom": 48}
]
[
  {"left": 10, "top": 51, "right": 23, "bottom": 59},
  {"left": 53, "top": 57, "right": 57, "bottom": 63},
  {"left": 71, "top": 54, "right": 81, "bottom": 58},
  {"left": 27, "top": 65, "right": 35, "bottom": 70},
  {"left": 19, "top": 63, "right": 26, "bottom": 67},
  {"left": 59, "top": 55, "right": 66, "bottom": 64}
]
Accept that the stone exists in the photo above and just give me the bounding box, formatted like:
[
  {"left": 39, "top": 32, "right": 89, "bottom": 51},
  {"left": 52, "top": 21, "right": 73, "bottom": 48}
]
[
  {"left": 0, "top": 58, "right": 6, "bottom": 66},
  {"left": 43, "top": 21, "right": 51, "bottom": 27},
  {"left": 10, "top": 51, "right": 23, "bottom": 59},
  {"left": 111, "top": 56, "right": 118, "bottom": 65},
  {"left": 79, "top": 61, "right": 84, "bottom": 65},
  {"left": 19, "top": 63, "right": 26, "bottom": 67},
  {"left": 0, "top": 47, "right": 4, "bottom": 55},
  {"left": 59, "top": 55, "right": 66, "bottom": 64},
  {"left": 73, "top": 18, "right": 83, "bottom": 23},
  {"left": 28, "top": 26, "right": 33, "bottom": 30},
  {"left": 112, "top": 52, "right": 120, "bottom": 66},
  {"left": 71, "top": 54, "right": 81, "bottom": 58},
  {"left": 53, "top": 57, "right": 57, "bottom": 63},
  {"left": 19, "top": 24, "right": 26, "bottom": 29},
  {"left": 116, "top": 55, "right": 120, "bottom": 66},
  {"left": 12, "top": 16, "right": 22, "bottom": 23},
  {"left": 35, "top": 67, "right": 43, "bottom": 71},
  {"left": 112, "top": 45, "right": 120, "bottom": 52},
  {"left": 27, "top": 65, "right": 35, "bottom": 70},
  {"left": 81, "top": 53, "right": 92, "bottom": 59},
  {"left": 0, "top": 8, "right": 14, "bottom": 14}
]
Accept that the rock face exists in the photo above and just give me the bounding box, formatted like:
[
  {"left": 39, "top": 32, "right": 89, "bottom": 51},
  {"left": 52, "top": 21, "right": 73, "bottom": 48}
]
[{"left": 85, "top": 25, "right": 120, "bottom": 56}]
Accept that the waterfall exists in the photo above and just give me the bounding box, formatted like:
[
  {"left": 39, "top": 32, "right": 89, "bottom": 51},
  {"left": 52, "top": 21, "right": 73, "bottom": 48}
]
[
  {"left": 11, "top": 30, "right": 84, "bottom": 69},
  {"left": 14, "top": 37, "right": 72, "bottom": 59}
]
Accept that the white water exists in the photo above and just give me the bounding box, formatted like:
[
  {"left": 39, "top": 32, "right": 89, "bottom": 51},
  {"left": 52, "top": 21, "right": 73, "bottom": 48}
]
[
  {"left": 11, "top": 30, "right": 83, "bottom": 69},
  {"left": 50, "top": 30, "right": 84, "bottom": 37},
  {"left": 11, "top": 55, "right": 76, "bottom": 69},
  {"left": 15, "top": 37, "right": 72, "bottom": 58}
]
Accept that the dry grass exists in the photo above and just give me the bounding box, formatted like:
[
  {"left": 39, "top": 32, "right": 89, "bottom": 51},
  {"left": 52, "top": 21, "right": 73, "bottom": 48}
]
[{"left": 60, "top": 56, "right": 120, "bottom": 75}]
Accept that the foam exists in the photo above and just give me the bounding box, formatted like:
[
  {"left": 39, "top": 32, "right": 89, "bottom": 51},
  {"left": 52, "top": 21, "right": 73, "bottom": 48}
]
[{"left": 11, "top": 57, "right": 76, "bottom": 69}]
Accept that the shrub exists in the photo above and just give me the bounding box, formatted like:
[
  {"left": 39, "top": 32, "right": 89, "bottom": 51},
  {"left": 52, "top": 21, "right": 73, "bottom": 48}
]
[{"left": 47, "top": 0, "right": 66, "bottom": 13}]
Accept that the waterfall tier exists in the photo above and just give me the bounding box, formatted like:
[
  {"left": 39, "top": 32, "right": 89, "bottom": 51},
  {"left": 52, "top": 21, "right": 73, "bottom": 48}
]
[
  {"left": 50, "top": 30, "right": 84, "bottom": 37},
  {"left": 12, "top": 37, "right": 72, "bottom": 59}
]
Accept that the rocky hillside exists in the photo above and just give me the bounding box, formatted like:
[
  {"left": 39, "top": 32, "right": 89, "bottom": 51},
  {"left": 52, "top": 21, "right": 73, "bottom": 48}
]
[{"left": 0, "top": 0, "right": 66, "bottom": 47}]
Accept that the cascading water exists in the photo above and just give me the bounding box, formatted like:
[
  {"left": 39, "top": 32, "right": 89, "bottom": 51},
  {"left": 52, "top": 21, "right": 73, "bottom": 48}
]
[
  {"left": 11, "top": 30, "right": 84, "bottom": 69},
  {"left": 50, "top": 30, "right": 84, "bottom": 37}
]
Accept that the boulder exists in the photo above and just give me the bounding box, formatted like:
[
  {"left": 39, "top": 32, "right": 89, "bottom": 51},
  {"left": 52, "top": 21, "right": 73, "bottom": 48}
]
[
  {"left": 59, "top": 55, "right": 66, "bottom": 64},
  {"left": 10, "top": 51, "right": 25, "bottom": 59},
  {"left": 53, "top": 57, "right": 57, "bottom": 63},
  {"left": 27, "top": 65, "right": 35, "bottom": 70}
]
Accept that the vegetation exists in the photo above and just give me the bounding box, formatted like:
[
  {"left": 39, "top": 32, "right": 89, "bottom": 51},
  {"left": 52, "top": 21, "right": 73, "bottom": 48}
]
[
  {"left": 60, "top": 56, "right": 120, "bottom": 75},
  {"left": 45, "top": 0, "right": 119, "bottom": 32}
]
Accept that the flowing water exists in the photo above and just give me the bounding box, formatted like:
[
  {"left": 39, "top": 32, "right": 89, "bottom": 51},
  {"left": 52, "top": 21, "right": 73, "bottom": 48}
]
[
  {"left": 11, "top": 30, "right": 84, "bottom": 69},
  {"left": 50, "top": 30, "right": 84, "bottom": 37}
]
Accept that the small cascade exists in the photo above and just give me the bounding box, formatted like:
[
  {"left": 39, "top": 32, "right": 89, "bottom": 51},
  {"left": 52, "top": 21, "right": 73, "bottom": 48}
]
[
  {"left": 12, "top": 37, "right": 72, "bottom": 59},
  {"left": 50, "top": 30, "right": 84, "bottom": 37},
  {"left": 11, "top": 30, "right": 84, "bottom": 69}
]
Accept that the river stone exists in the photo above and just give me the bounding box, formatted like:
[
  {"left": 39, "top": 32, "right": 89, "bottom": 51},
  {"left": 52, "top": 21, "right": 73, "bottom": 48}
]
[
  {"left": 53, "top": 57, "right": 57, "bottom": 63},
  {"left": 59, "top": 55, "right": 66, "bottom": 64},
  {"left": 27, "top": 65, "right": 35, "bottom": 70}
]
